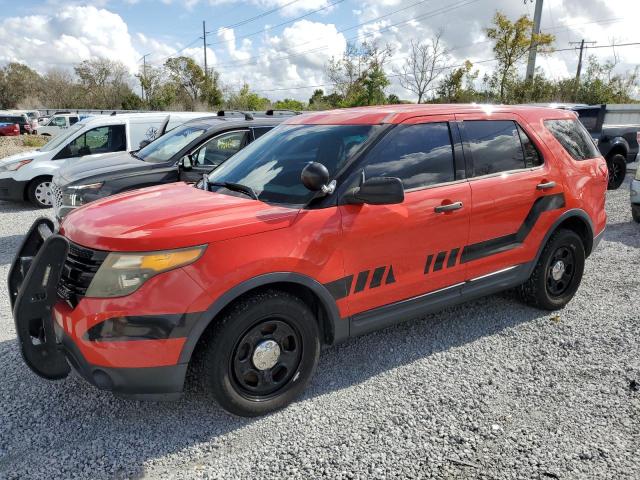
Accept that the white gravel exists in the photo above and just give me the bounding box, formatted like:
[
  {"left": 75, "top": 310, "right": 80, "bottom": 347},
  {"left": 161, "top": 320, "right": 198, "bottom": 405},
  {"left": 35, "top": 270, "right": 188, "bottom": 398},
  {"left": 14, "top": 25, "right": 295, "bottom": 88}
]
[{"left": 0, "top": 183, "right": 638, "bottom": 480}]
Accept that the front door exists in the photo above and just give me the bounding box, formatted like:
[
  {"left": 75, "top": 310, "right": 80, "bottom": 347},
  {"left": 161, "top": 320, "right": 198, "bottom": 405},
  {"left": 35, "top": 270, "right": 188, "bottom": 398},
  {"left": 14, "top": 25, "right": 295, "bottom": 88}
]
[
  {"left": 455, "top": 113, "right": 565, "bottom": 281},
  {"left": 338, "top": 116, "right": 471, "bottom": 317},
  {"left": 180, "top": 129, "right": 249, "bottom": 183}
]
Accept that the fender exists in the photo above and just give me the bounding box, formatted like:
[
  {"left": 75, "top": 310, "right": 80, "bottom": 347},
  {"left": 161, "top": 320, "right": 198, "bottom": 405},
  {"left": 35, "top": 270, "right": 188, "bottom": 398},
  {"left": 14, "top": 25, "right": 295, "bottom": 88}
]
[
  {"left": 526, "top": 208, "right": 595, "bottom": 278},
  {"left": 601, "top": 136, "right": 629, "bottom": 159},
  {"left": 178, "top": 272, "right": 345, "bottom": 364}
]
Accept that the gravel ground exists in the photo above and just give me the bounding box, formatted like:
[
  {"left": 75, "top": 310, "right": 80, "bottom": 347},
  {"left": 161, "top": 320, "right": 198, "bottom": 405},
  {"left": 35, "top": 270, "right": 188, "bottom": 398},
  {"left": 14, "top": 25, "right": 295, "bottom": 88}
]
[
  {"left": 0, "top": 183, "right": 638, "bottom": 480},
  {"left": 0, "top": 135, "right": 49, "bottom": 159}
]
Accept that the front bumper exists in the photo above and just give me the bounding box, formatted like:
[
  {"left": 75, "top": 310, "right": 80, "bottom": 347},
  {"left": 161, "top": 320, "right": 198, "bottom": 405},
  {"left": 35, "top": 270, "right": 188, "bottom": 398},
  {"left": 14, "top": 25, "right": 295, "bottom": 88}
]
[
  {"left": 0, "top": 177, "right": 27, "bottom": 201},
  {"left": 8, "top": 218, "right": 207, "bottom": 399}
]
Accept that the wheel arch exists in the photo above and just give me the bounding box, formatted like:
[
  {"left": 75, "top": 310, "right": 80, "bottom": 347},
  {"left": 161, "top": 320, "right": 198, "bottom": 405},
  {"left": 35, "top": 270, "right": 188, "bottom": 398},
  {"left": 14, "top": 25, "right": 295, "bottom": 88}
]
[
  {"left": 532, "top": 209, "right": 595, "bottom": 272},
  {"left": 605, "top": 139, "right": 628, "bottom": 159},
  {"left": 178, "top": 272, "right": 346, "bottom": 365},
  {"left": 24, "top": 174, "right": 53, "bottom": 201}
]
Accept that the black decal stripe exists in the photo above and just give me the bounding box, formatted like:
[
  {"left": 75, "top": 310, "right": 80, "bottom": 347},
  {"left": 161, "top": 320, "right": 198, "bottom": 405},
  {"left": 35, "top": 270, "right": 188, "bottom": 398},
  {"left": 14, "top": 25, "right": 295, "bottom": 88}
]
[
  {"left": 433, "top": 251, "right": 447, "bottom": 271},
  {"left": 447, "top": 248, "right": 460, "bottom": 268},
  {"left": 424, "top": 254, "right": 434, "bottom": 274},
  {"left": 461, "top": 193, "right": 565, "bottom": 264},
  {"left": 385, "top": 265, "right": 396, "bottom": 284},
  {"left": 84, "top": 312, "right": 202, "bottom": 342},
  {"left": 354, "top": 270, "right": 370, "bottom": 293},
  {"left": 370, "top": 267, "right": 386, "bottom": 288},
  {"left": 324, "top": 275, "right": 353, "bottom": 300}
]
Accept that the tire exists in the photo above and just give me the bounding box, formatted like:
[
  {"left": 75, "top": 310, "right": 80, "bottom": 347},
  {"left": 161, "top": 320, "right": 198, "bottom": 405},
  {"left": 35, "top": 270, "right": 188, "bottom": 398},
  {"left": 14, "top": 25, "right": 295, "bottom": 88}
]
[
  {"left": 606, "top": 153, "right": 626, "bottom": 190},
  {"left": 518, "top": 229, "right": 585, "bottom": 311},
  {"left": 27, "top": 177, "right": 54, "bottom": 208},
  {"left": 196, "top": 289, "right": 320, "bottom": 417},
  {"left": 632, "top": 204, "right": 640, "bottom": 223}
]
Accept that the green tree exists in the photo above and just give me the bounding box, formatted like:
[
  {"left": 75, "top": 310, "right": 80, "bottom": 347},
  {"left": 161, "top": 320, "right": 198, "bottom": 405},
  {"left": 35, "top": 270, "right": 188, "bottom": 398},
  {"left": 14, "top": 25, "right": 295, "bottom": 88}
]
[
  {"left": 74, "top": 58, "right": 133, "bottom": 109},
  {"left": 165, "top": 56, "right": 222, "bottom": 109},
  {"left": 272, "top": 98, "right": 305, "bottom": 111},
  {"left": 225, "top": 83, "right": 271, "bottom": 110},
  {"left": 436, "top": 60, "right": 479, "bottom": 103},
  {"left": 0, "top": 63, "right": 42, "bottom": 109},
  {"left": 485, "top": 12, "right": 554, "bottom": 102}
]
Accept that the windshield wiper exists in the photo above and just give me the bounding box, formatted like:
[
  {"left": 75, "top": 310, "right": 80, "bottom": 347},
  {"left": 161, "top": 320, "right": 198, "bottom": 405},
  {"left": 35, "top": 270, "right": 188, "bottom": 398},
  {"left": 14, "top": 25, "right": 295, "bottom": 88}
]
[{"left": 209, "top": 182, "right": 258, "bottom": 200}]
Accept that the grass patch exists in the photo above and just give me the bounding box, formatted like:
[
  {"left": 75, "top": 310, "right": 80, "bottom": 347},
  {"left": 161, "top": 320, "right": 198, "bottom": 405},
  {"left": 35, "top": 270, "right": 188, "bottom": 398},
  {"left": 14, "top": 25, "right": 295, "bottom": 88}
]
[{"left": 22, "top": 136, "right": 47, "bottom": 148}]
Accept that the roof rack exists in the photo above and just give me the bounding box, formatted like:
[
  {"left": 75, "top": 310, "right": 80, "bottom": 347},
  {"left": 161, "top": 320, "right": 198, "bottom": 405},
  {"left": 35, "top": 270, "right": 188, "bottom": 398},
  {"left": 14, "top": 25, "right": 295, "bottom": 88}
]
[
  {"left": 265, "top": 109, "right": 301, "bottom": 116},
  {"left": 217, "top": 110, "right": 254, "bottom": 121}
]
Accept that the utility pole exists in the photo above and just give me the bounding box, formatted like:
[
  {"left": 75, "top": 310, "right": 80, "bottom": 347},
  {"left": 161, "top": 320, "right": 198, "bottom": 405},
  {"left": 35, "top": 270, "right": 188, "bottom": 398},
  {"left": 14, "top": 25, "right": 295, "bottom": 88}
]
[
  {"left": 139, "top": 53, "right": 151, "bottom": 101},
  {"left": 202, "top": 21, "right": 208, "bottom": 78},
  {"left": 570, "top": 39, "right": 596, "bottom": 82},
  {"left": 525, "top": 0, "right": 544, "bottom": 80}
]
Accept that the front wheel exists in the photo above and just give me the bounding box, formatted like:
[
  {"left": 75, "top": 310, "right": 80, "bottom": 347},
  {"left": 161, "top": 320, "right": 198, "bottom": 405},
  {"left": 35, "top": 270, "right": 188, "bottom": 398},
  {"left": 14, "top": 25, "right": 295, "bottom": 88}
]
[
  {"left": 518, "top": 229, "right": 586, "bottom": 310},
  {"left": 607, "top": 154, "right": 626, "bottom": 190},
  {"left": 27, "top": 177, "right": 53, "bottom": 208},
  {"left": 197, "top": 290, "right": 320, "bottom": 417}
]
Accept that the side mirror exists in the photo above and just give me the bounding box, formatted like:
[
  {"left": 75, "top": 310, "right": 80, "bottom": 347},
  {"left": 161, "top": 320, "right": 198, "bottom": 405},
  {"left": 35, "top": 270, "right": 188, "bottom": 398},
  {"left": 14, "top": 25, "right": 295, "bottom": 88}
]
[
  {"left": 346, "top": 177, "right": 404, "bottom": 205},
  {"left": 180, "top": 155, "right": 193, "bottom": 170},
  {"left": 301, "top": 162, "right": 335, "bottom": 194}
]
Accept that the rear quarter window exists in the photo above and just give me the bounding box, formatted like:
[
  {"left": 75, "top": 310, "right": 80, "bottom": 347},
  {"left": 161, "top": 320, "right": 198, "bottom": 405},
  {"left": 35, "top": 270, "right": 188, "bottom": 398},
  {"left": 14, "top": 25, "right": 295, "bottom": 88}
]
[{"left": 544, "top": 119, "right": 600, "bottom": 160}]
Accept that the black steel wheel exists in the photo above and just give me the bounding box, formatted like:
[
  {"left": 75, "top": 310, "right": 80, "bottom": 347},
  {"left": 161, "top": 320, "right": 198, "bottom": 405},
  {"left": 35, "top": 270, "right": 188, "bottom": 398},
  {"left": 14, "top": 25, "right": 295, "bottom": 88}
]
[
  {"left": 607, "top": 154, "right": 626, "bottom": 190},
  {"left": 195, "top": 289, "right": 320, "bottom": 417},
  {"left": 231, "top": 318, "right": 303, "bottom": 399},
  {"left": 518, "top": 229, "right": 585, "bottom": 310}
]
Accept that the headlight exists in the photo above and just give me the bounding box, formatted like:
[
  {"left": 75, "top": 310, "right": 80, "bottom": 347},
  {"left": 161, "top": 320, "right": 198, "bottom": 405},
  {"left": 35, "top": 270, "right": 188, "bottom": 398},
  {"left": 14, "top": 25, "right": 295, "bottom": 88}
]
[
  {"left": 0, "top": 159, "right": 32, "bottom": 172},
  {"left": 68, "top": 182, "right": 103, "bottom": 190},
  {"left": 86, "top": 245, "right": 206, "bottom": 298}
]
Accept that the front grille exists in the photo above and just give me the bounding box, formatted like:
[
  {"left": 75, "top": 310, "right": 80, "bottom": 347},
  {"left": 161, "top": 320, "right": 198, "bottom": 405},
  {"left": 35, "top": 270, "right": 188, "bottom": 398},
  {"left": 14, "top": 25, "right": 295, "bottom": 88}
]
[
  {"left": 57, "top": 242, "right": 108, "bottom": 307},
  {"left": 51, "top": 182, "right": 63, "bottom": 213}
]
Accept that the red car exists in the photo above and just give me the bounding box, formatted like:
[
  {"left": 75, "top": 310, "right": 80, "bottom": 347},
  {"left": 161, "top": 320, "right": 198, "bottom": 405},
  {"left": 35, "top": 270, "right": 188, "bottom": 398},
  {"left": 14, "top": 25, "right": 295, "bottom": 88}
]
[
  {"left": 0, "top": 122, "right": 20, "bottom": 136},
  {"left": 9, "top": 105, "right": 607, "bottom": 416}
]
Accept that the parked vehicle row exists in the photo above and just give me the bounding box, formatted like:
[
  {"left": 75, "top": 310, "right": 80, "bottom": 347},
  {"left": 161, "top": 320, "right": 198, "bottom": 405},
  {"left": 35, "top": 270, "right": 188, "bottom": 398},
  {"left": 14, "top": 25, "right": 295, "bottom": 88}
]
[
  {"left": 0, "top": 111, "right": 222, "bottom": 207},
  {"left": 0, "top": 112, "right": 33, "bottom": 134},
  {"left": 8, "top": 104, "right": 609, "bottom": 417}
]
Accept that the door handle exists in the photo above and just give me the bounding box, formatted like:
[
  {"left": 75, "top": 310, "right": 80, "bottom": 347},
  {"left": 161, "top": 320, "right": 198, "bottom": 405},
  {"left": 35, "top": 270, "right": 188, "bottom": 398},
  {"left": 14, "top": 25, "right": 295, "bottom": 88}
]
[
  {"left": 536, "top": 181, "right": 556, "bottom": 190},
  {"left": 434, "top": 201, "right": 463, "bottom": 213}
]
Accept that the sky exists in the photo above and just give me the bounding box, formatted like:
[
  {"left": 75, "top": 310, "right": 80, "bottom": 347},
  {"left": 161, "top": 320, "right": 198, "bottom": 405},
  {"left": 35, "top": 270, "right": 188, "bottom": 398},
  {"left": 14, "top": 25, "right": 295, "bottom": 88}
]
[{"left": 0, "top": 0, "right": 638, "bottom": 102}]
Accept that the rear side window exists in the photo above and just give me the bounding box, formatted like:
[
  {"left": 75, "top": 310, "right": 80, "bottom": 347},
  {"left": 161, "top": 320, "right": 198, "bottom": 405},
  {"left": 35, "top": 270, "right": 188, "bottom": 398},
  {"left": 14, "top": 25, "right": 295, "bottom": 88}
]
[
  {"left": 363, "top": 122, "right": 455, "bottom": 190},
  {"left": 516, "top": 124, "right": 543, "bottom": 168},
  {"left": 463, "top": 120, "right": 525, "bottom": 176},
  {"left": 69, "top": 116, "right": 79, "bottom": 125},
  {"left": 544, "top": 119, "right": 600, "bottom": 160}
]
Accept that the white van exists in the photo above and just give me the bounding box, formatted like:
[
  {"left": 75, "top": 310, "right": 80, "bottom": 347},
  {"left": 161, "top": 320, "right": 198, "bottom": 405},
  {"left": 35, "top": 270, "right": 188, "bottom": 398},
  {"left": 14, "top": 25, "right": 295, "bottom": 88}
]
[
  {"left": 37, "top": 113, "right": 88, "bottom": 137},
  {"left": 0, "top": 112, "right": 217, "bottom": 207}
]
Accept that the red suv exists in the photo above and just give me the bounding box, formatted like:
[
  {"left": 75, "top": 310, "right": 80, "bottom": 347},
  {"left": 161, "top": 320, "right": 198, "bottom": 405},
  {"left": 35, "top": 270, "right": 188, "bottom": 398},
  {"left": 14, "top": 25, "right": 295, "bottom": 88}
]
[{"left": 9, "top": 105, "right": 607, "bottom": 416}]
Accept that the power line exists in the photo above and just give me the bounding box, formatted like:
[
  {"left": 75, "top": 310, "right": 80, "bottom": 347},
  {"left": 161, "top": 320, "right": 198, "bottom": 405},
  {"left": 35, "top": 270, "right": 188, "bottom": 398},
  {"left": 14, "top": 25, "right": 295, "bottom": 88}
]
[{"left": 213, "top": 0, "right": 304, "bottom": 31}]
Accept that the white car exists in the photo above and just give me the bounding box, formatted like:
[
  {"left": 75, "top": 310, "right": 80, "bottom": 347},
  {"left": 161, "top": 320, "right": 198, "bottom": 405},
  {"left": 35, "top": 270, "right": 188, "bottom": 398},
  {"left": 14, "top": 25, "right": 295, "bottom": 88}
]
[
  {"left": 37, "top": 113, "right": 87, "bottom": 137},
  {"left": 0, "top": 111, "right": 218, "bottom": 207}
]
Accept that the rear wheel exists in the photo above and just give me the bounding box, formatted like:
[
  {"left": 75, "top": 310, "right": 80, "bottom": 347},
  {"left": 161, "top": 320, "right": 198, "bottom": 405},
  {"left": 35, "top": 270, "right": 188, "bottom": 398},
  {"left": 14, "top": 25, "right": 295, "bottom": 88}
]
[
  {"left": 518, "top": 229, "right": 585, "bottom": 310},
  {"left": 197, "top": 290, "right": 320, "bottom": 417},
  {"left": 27, "top": 177, "right": 53, "bottom": 208},
  {"left": 606, "top": 153, "right": 626, "bottom": 190}
]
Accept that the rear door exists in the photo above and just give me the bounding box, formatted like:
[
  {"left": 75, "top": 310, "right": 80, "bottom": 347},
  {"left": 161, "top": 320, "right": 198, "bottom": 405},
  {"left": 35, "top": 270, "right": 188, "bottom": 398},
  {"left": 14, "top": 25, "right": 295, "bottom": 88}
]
[
  {"left": 338, "top": 115, "right": 471, "bottom": 316},
  {"left": 455, "top": 113, "right": 564, "bottom": 281}
]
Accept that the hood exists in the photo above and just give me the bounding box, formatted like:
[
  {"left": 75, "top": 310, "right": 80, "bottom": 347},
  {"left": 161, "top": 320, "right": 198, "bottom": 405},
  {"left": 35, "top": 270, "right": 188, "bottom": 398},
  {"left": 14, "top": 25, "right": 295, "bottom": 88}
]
[
  {"left": 56, "top": 152, "right": 149, "bottom": 184},
  {"left": 60, "top": 182, "right": 300, "bottom": 251},
  {"left": 0, "top": 149, "right": 45, "bottom": 165}
]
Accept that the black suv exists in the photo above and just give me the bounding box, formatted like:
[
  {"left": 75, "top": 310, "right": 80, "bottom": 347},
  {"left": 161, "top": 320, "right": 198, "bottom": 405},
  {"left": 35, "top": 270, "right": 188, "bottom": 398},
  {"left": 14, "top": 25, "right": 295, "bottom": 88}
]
[{"left": 52, "top": 113, "right": 292, "bottom": 220}]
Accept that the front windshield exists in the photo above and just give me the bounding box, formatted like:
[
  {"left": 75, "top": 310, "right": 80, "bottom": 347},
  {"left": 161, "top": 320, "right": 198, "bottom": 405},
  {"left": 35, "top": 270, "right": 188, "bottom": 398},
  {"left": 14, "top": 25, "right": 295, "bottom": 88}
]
[
  {"left": 137, "top": 123, "right": 208, "bottom": 163},
  {"left": 38, "top": 124, "right": 84, "bottom": 152},
  {"left": 207, "top": 124, "right": 382, "bottom": 205}
]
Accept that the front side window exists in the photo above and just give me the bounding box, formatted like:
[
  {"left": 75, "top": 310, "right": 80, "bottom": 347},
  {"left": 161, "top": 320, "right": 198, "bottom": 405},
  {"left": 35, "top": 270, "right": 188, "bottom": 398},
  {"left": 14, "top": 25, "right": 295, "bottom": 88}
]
[
  {"left": 463, "top": 120, "right": 525, "bottom": 176},
  {"left": 362, "top": 122, "right": 455, "bottom": 190},
  {"left": 138, "top": 124, "right": 208, "bottom": 163},
  {"left": 50, "top": 117, "right": 66, "bottom": 127},
  {"left": 544, "top": 119, "right": 600, "bottom": 161},
  {"left": 192, "top": 130, "right": 248, "bottom": 167},
  {"left": 60, "top": 125, "right": 126, "bottom": 159},
  {"left": 208, "top": 124, "right": 382, "bottom": 205}
]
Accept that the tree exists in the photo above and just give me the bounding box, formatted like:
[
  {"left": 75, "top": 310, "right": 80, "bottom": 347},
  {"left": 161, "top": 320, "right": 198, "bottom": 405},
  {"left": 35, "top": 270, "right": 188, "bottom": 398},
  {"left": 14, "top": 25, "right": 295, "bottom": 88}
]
[
  {"left": 40, "top": 69, "right": 79, "bottom": 108},
  {"left": 326, "top": 41, "right": 392, "bottom": 107},
  {"left": 396, "top": 33, "right": 449, "bottom": 103},
  {"left": 272, "top": 98, "right": 305, "bottom": 111},
  {"left": 165, "top": 56, "right": 222, "bottom": 110},
  {"left": 485, "top": 12, "right": 554, "bottom": 102},
  {"left": 0, "top": 63, "right": 42, "bottom": 109},
  {"left": 225, "top": 83, "right": 271, "bottom": 110},
  {"left": 308, "top": 89, "right": 341, "bottom": 110},
  {"left": 436, "top": 60, "right": 479, "bottom": 103},
  {"left": 74, "top": 58, "right": 133, "bottom": 109}
]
